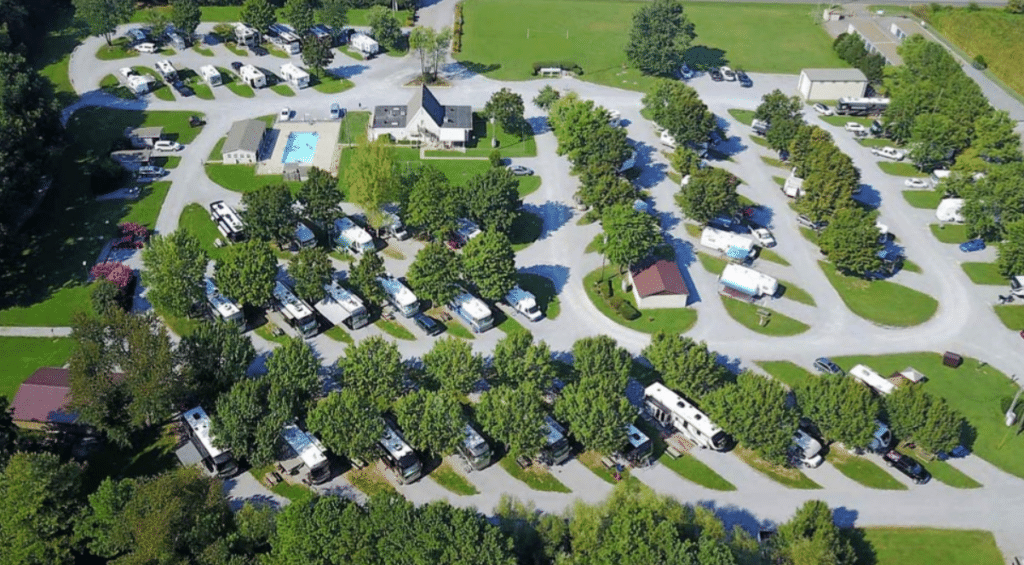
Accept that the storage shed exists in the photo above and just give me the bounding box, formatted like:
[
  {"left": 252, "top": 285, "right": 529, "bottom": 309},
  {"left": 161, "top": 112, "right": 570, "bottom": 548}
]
[
  {"left": 797, "top": 68, "right": 868, "bottom": 101},
  {"left": 629, "top": 259, "right": 689, "bottom": 309}
]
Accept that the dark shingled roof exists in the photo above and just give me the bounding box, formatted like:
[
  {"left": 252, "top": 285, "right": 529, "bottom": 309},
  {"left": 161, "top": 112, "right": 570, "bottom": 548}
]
[
  {"left": 631, "top": 259, "right": 688, "bottom": 298},
  {"left": 10, "top": 368, "right": 77, "bottom": 424},
  {"left": 372, "top": 86, "right": 472, "bottom": 130},
  {"left": 222, "top": 119, "right": 266, "bottom": 155}
]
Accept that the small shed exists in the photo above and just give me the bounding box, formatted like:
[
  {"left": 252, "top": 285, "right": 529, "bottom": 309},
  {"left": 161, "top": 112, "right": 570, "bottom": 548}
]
[
  {"left": 629, "top": 259, "right": 689, "bottom": 309},
  {"left": 126, "top": 126, "right": 164, "bottom": 148},
  {"left": 797, "top": 68, "right": 868, "bottom": 101},
  {"left": 222, "top": 119, "right": 267, "bottom": 164}
]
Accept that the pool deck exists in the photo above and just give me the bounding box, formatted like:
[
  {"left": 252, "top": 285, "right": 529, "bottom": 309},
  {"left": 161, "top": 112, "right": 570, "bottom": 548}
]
[{"left": 257, "top": 119, "right": 342, "bottom": 175}]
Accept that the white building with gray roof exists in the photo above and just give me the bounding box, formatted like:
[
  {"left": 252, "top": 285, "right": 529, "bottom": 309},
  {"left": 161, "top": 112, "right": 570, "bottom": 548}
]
[
  {"left": 221, "top": 119, "right": 267, "bottom": 164},
  {"left": 370, "top": 85, "right": 473, "bottom": 147},
  {"left": 797, "top": 68, "right": 868, "bottom": 101}
]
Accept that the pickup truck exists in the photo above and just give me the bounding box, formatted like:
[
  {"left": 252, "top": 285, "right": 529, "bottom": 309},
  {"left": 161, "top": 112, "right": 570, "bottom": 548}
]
[{"left": 871, "top": 146, "right": 905, "bottom": 161}]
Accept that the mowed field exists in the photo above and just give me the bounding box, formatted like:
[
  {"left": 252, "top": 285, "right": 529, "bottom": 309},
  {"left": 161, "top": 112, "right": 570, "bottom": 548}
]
[
  {"left": 927, "top": 8, "right": 1024, "bottom": 99},
  {"left": 458, "top": 0, "right": 846, "bottom": 90}
]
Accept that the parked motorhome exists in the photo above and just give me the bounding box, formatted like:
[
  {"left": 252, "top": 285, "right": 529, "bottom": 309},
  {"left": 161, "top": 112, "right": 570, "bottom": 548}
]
[
  {"left": 280, "top": 423, "right": 331, "bottom": 484},
  {"left": 200, "top": 65, "right": 222, "bottom": 86},
  {"left": 448, "top": 287, "right": 494, "bottom": 333},
  {"left": 504, "top": 285, "right": 543, "bottom": 321},
  {"left": 204, "top": 277, "right": 244, "bottom": 326},
  {"left": 234, "top": 23, "right": 260, "bottom": 48},
  {"left": 273, "top": 280, "right": 319, "bottom": 337},
  {"left": 700, "top": 227, "right": 756, "bottom": 260},
  {"left": 182, "top": 406, "right": 238, "bottom": 478},
  {"left": 719, "top": 263, "right": 778, "bottom": 300},
  {"left": 333, "top": 217, "right": 375, "bottom": 254},
  {"left": 269, "top": 24, "right": 302, "bottom": 54},
  {"left": 155, "top": 59, "right": 177, "bottom": 81},
  {"left": 835, "top": 97, "right": 890, "bottom": 116},
  {"left": 540, "top": 416, "right": 572, "bottom": 466},
  {"left": 314, "top": 279, "right": 370, "bottom": 330},
  {"left": 377, "top": 274, "right": 419, "bottom": 317},
  {"left": 619, "top": 423, "right": 653, "bottom": 466},
  {"left": 209, "top": 201, "right": 246, "bottom": 242},
  {"left": 644, "top": 382, "right": 731, "bottom": 451},
  {"left": 379, "top": 421, "right": 422, "bottom": 484},
  {"left": 279, "top": 63, "right": 310, "bottom": 89},
  {"left": 457, "top": 423, "right": 493, "bottom": 471}
]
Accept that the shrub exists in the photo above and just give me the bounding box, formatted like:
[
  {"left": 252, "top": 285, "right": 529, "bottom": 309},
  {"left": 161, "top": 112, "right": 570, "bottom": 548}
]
[
  {"left": 972, "top": 54, "right": 988, "bottom": 70},
  {"left": 452, "top": 3, "right": 464, "bottom": 53},
  {"left": 90, "top": 262, "right": 136, "bottom": 291},
  {"left": 489, "top": 149, "right": 502, "bottom": 168},
  {"left": 608, "top": 296, "right": 641, "bottom": 320},
  {"left": 967, "top": 1, "right": 980, "bottom": 10},
  {"left": 531, "top": 61, "right": 584, "bottom": 76}
]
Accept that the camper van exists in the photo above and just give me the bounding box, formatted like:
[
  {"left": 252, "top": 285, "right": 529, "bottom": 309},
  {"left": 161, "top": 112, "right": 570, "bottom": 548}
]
[
  {"left": 377, "top": 275, "right": 419, "bottom": 317},
  {"left": 200, "top": 65, "right": 221, "bottom": 86}
]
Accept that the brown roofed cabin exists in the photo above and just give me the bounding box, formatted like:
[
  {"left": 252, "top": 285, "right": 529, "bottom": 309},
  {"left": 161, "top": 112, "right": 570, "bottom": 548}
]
[
  {"left": 629, "top": 259, "right": 689, "bottom": 309},
  {"left": 11, "top": 368, "right": 78, "bottom": 430}
]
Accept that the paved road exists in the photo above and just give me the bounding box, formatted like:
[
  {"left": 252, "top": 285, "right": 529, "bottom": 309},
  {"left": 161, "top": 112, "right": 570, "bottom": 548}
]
[
  {"left": 56, "top": 18, "right": 1024, "bottom": 561},
  {"left": 0, "top": 327, "right": 72, "bottom": 337}
]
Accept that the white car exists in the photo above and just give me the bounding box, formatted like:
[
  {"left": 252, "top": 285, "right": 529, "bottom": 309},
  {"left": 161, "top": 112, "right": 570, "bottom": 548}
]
[
  {"left": 279, "top": 108, "right": 291, "bottom": 121},
  {"left": 659, "top": 130, "right": 677, "bottom": 148},
  {"left": 136, "top": 42, "right": 158, "bottom": 53},
  {"left": 153, "top": 140, "right": 183, "bottom": 152},
  {"left": 119, "top": 67, "right": 136, "bottom": 78},
  {"left": 904, "top": 178, "right": 931, "bottom": 189},
  {"left": 753, "top": 228, "right": 776, "bottom": 248},
  {"left": 844, "top": 122, "right": 867, "bottom": 134},
  {"left": 812, "top": 103, "right": 833, "bottom": 116},
  {"left": 872, "top": 146, "right": 906, "bottom": 161},
  {"left": 680, "top": 63, "right": 694, "bottom": 80},
  {"left": 720, "top": 66, "right": 737, "bottom": 81}
]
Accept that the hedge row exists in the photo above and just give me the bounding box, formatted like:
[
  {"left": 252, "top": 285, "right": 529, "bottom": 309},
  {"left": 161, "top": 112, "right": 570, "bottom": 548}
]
[
  {"left": 593, "top": 280, "right": 641, "bottom": 320},
  {"left": 531, "top": 61, "right": 584, "bottom": 76},
  {"left": 452, "top": 2, "right": 464, "bottom": 53}
]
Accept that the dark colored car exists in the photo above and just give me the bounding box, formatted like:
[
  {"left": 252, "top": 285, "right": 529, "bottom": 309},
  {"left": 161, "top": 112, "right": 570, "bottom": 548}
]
[
  {"left": 959, "top": 238, "right": 985, "bottom": 252},
  {"left": 883, "top": 450, "right": 931, "bottom": 484},
  {"left": 813, "top": 357, "right": 844, "bottom": 376},
  {"left": 172, "top": 81, "right": 194, "bottom": 97},
  {"left": 413, "top": 313, "right": 443, "bottom": 336},
  {"left": 736, "top": 70, "right": 752, "bottom": 87},
  {"left": 230, "top": 61, "right": 243, "bottom": 72},
  {"left": 709, "top": 68, "right": 724, "bottom": 81},
  {"left": 252, "top": 45, "right": 268, "bottom": 56}
]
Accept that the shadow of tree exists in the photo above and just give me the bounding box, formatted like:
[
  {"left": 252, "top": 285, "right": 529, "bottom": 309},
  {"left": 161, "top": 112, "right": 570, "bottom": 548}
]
[{"left": 684, "top": 46, "right": 728, "bottom": 70}]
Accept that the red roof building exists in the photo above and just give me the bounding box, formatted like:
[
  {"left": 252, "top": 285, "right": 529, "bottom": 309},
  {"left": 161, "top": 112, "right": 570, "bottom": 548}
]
[
  {"left": 10, "top": 368, "right": 78, "bottom": 428},
  {"left": 629, "top": 259, "right": 690, "bottom": 309}
]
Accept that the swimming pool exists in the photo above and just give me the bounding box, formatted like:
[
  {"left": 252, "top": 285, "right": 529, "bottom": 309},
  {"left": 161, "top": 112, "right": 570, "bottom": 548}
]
[{"left": 281, "top": 131, "right": 320, "bottom": 164}]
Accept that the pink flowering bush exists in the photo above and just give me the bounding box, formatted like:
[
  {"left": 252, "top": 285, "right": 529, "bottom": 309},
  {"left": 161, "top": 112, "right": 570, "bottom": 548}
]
[{"left": 90, "top": 262, "right": 135, "bottom": 290}]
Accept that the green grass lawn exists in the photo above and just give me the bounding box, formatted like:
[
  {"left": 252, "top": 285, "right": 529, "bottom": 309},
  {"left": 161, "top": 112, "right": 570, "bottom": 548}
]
[
  {"left": 820, "top": 115, "right": 873, "bottom": 127},
  {"left": 961, "top": 262, "right": 1004, "bottom": 285},
  {"left": 929, "top": 223, "right": 969, "bottom": 244},
  {"left": 734, "top": 446, "right": 820, "bottom": 489},
  {"left": 819, "top": 261, "right": 938, "bottom": 327},
  {"left": 857, "top": 138, "right": 893, "bottom": 149},
  {"left": 582, "top": 266, "right": 698, "bottom": 335},
  {"left": 757, "top": 361, "right": 815, "bottom": 389},
  {"left": 323, "top": 325, "right": 354, "bottom": 345},
  {"left": 749, "top": 135, "right": 770, "bottom": 148},
  {"left": 458, "top": 0, "right": 845, "bottom": 92},
  {"left": 830, "top": 352, "right": 1024, "bottom": 479},
  {"left": 346, "top": 465, "right": 398, "bottom": 497},
  {"left": 584, "top": 232, "right": 604, "bottom": 254},
  {"left": 631, "top": 419, "right": 735, "bottom": 490},
  {"left": 96, "top": 37, "right": 138, "bottom": 61},
  {"left": 761, "top": 156, "right": 788, "bottom": 169},
  {"left": 498, "top": 456, "right": 571, "bottom": 492},
  {"left": 193, "top": 46, "right": 215, "bottom": 57},
  {"left": 249, "top": 464, "right": 315, "bottom": 502},
  {"left": 225, "top": 42, "right": 249, "bottom": 57},
  {"left": 33, "top": 6, "right": 88, "bottom": 105},
  {"left": 205, "top": 164, "right": 303, "bottom": 194},
  {"left": 827, "top": 447, "right": 907, "bottom": 490},
  {"left": 442, "top": 318, "right": 476, "bottom": 340},
  {"left": 854, "top": 527, "right": 1003, "bottom": 565},
  {"left": 728, "top": 109, "right": 755, "bottom": 126},
  {"left": 902, "top": 189, "right": 944, "bottom": 209},
  {"left": 510, "top": 211, "right": 543, "bottom": 251},
  {"left": 0, "top": 337, "right": 76, "bottom": 400},
  {"left": 878, "top": 161, "right": 928, "bottom": 177},
  {"left": 375, "top": 319, "right": 416, "bottom": 341},
  {"left": 425, "top": 115, "right": 538, "bottom": 158},
  {"left": 339, "top": 111, "right": 370, "bottom": 144},
  {"left": 430, "top": 461, "right": 480, "bottom": 495},
  {"left": 192, "top": 82, "right": 215, "bottom": 100},
  {"left": 178, "top": 204, "right": 227, "bottom": 261},
  {"left": 130, "top": 66, "right": 175, "bottom": 102},
  {"left": 517, "top": 176, "right": 542, "bottom": 198},
  {"left": 901, "top": 258, "right": 921, "bottom": 274},
  {"left": 517, "top": 273, "right": 560, "bottom": 320},
  {"left": 927, "top": 7, "right": 1024, "bottom": 100},
  {"left": 697, "top": 253, "right": 727, "bottom": 275},
  {"left": 271, "top": 83, "right": 296, "bottom": 97},
  {"left": 495, "top": 309, "right": 528, "bottom": 335},
  {"left": 340, "top": 145, "right": 494, "bottom": 192},
  {"left": 311, "top": 74, "right": 355, "bottom": 94},
  {"left": 577, "top": 450, "right": 632, "bottom": 485},
  {"left": 216, "top": 66, "right": 256, "bottom": 98},
  {"left": 901, "top": 447, "right": 981, "bottom": 489},
  {"left": 254, "top": 322, "right": 291, "bottom": 346},
  {"left": 720, "top": 297, "right": 810, "bottom": 336},
  {"left": 778, "top": 279, "right": 815, "bottom": 306},
  {"left": 993, "top": 305, "right": 1024, "bottom": 330}
]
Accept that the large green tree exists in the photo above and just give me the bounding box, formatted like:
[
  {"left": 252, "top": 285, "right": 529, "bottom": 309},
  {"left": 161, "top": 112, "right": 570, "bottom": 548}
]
[
  {"left": 642, "top": 79, "right": 715, "bottom": 147},
  {"left": 142, "top": 230, "right": 207, "bottom": 318},
  {"left": 0, "top": 452, "right": 82, "bottom": 565},
  {"left": 484, "top": 88, "right": 526, "bottom": 136},
  {"left": 212, "top": 378, "right": 283, "bottom": 466},
  {"left": 348, "top": 251, "right": 386, "bottom": 306},
  {"left": 796, "top": 375, "right": 878, "bottom": 449},
  {"left": 556, "top": 337, "right": 634, "bottom": 454},
  {"left": 548, "top": 93, "right": 632, "bottom": 173},
  {"left": 961, "top": 162, "right": 1024, "bottom": 241},
  {"left": 407, "top": 242, "right": 462, "bottom": 306},
  {"left": 301, "top": 33, "right": 333, "bottom": 77},
  {"left": 600, "top": 204, "right": 662, "bottom": 272},
  {"left": 367, "top": 6, "right": 402, "bottom": 51},
  {"left": 422, "top": 337, "right": 484, "bottom": 394},
  {"left": 998, "top": 220, "right": 1024, "bottom": 277},
  {"left": 625, "top": 0, "right": 695, "bottom": 76},
  {"left": 818, "top": 207, "right": 884, "bottom": 276},
  {"left": 463, "top": 167, "right": 522, "bottom": 235},
  {"left": 178, "top": 319, "right": 257, "bottom": 406},
  {"left": 462, "top": 230, "right": 517, "bottom": 301},
  {"left": 308, "top": 389, "right": 384, "bottom": 462},
  {"left": 477, "top": 385, "right": 548, "bottom": 457},
  {"left": 642, "top": 332, "right": 730, "bottom": 400},
  {"left": 288, "top": 247, "right": 333, "bottom": 304},
  {"left": 316, "top": 0, "right": 349, "bottom": 30},
  {"left": 170, "top": 0, "right": 201, "bottom": 37},
  {"left": 346, "top": 138, "right": 397, "bottom": 222},
  {"left": 73, "top": 0, "right": 133, "bottom": 45},
  {"left": 577, "top": 164, "right": 637, "bottom": 217},
  {"left": 297, "top": 167, "right": 342, "bottom": 228},
  {"left": 215, "top": 240, "right": 278, "bottom": 308},
  {"left": 242, "top": 183, "right": 296, "bottom": 245},
  {"left": 885, "top": 387, "right": 964, "bottom": 454},
  {"left": 406, "top": 166, "right": 459, "bottom": 239},
  {"left": 775, "top": 501, "right": 856, "bottom": 565},
  {"left": 394, "top": 389, "right": 466, "bottom": 456},
  {"left": 240, "top": 0, "right": 276, "bottom": 32},
  {"left": 703, "top": 372, "right": 797, "bottom": 463},
  {"left": 492, "top": 332, "right": 556, "bottom": 390},
  {"left": 282, "top": 0, "right": 315, "bottom": 34},
  {"left": 409, "top": 26, "right": 436, "bottom": 80},
  {"left": 675, "top": 167, "right": 740, "bottom": 224},
  {"left": 338, "top": 336, "right": 403, "bottom": 411},
  {"left": 266, "top": 337, "right": 320, "bottom": 420},
  {"left": 754, "top": 89, "right": 804, "bottom": 154},
  {"left": 908, "top": 113, "right": 961, "bottom": 171}
]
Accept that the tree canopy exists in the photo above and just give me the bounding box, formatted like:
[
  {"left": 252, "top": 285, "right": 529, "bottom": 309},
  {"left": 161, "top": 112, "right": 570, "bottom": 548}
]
[
  {"left": 308, "top": 389, "right": 384, "bottom": 462},
  {"left": 884, "top": 387, "right": 964, "bottom": 454},
  {"left": 818, "top": 206, "right": 883, "bottom": 276},
  {"left": 642, "top": 332, "right": 730, "bottom": 400},
  {"left": 796, "top": 375, "right": 878, "bottom": 449},
  {"left": 492, "top": 332, "right": 556, "bottom": 390},
  {"left": 73, "top": 0, "right": 133, "bottom": 45},
  {"left": 348, "top": 251, "right": 386, "bottom": 306},
  {"left": 215, "top": 240, "right": 278, "bottom": 307},
  {"left": 407, "top": 242, "right": 462, "bottom": 306},
  {"left": 0, "top": 452, "right": 82, "bottom": 565},
  {"left": 642, "top": 79, "right": 715, "bottom": 147},
  {"left": 422, "top": 337, "right": 484, "bottom": 394},
  {"left": 178, "top": 319, "right": 257, "bottom": 406},
  {"left": 242, "top": 183, "right": 297, "bottom": 245},
  {"left": 368, "top": 5, "right": 402, "bottom": 51},
  {"left": 484, "top": 88, "right": 526, "bottom": 135},
  {"left": 240, "top": 0, "right": 277, "bottom": 34},
  {"left": 395, "top": 389, "right": 466, "bottom": 456},
  {"left": 675, "top": 167, "right": 740, "bottom": 224},
  {"left": 477, "top": 385, "right": 548, "bottom": 457},
  {"left": 141, "top": 230, "right": 208, "bottom": 318},
  {"left": 462, "top": 230, "right": 517, "bottom": 301},
  {"left": 548, "top": 93, "right": 632, "bottom": 174},
  {"left": 625, "top": 0, "right": 695, "bottom": 76},
  {"left": 463, "top": 167, "right": 522, "bottom": 235},
  {"left": 338, "top": 336, "right": 403, "bottom": 411},
  {"left": 405, "top": 166, "right": 459, "bottom": 240},
  {"left": 704, "top": 372, "right": 797, "bottom": 463},
  {"left": 288, "top": 247, "right": 333, "bottom": 304},
  {"left": 346, "top": 138, "right": 397, "bottom": 220},
  {"left": 600, "top": 204, "right": 662, "bottom": 271},
  {"left": 170, "top": 0, "right": 201, "bottom": 37}
]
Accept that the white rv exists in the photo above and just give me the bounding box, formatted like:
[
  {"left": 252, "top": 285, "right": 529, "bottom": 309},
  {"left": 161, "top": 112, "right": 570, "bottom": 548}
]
[
  {"left": 314, "top": 279, "right": 370, "bottom": 330},
  {"left": 279, "top": 63, "right": 310, "bottom": 89},
  {"left": 719, "top": 263, "right": 778, "bottom": 299},
  {"left": 239, "top": 64, "right": 266, "bottom": 89},
  {"left": 935, "top": 198, "right": 965, "bottom": 223},
  {"left": 504, "top": 285, "right": 542, "bottom": 321},
  {"left": 209, "top": 201, "right": 246, "bottom": 243},
  {"left": 182, "top": 406, "right": 238, "bottom": 478},
  {"left": 200, "top": 65, "right": 221, "bottom": 86},
  {"left": 783, "top": 173, "right": 805, "bottom": 198},
  {"left": 791, "top": 429, "right": 824, "bottom": 468},
  {"left": 379, "top": 422, "right": 422, "bottom": 484},
  {"left": 273, "top": 280, "right": 319, "bottom": 337},
  {"left": 699, "top": 227, "right": 756, "bottom": 260},
  {"left": 155, "top": 59, "right": 177, "bottom": 81},
  {"left": 126, "top": 74, "right": 154, "bottom": 94},
  {"left": 234, "top": 23, "right": 260, "bottom": 47},
  {"left": 280, "top": 423, "right": 331, "bottom": 484},
  {"left": 269, "top": 23, "right": 302, "bottom": 54},
  {"left": 377, "top": 274, "right": 419, "bottom": 317},
  {"left": 849, "top": 364, "right": 896, "bottom": 396},
  {"left": 204, "top": 277, "right": 244, "bottom": 326},
  {"left": 448, "top": 287, "right": 494, "bottom": 333},
  {"left": 349, "top": 32, "right": 379, "bottom": 56},
  {"left": 457, "top": 423, "right": 493, "bottom": 471},
  {"left": 644, "top": 382, "right": 731, "bottom": 451},
  {"left": 332, "top": 217, "right": 375, "bottom": 254}
]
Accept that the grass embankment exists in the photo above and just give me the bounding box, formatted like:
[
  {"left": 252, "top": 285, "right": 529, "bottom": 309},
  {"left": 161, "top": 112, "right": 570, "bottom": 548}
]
[
  {"left": 323, "top": 325, "right": 354, "bottom": 345},
  {"left": 827, "top": 447, "right": 907, "bottom": 490},
  {"left": 96, "top": 37, "right": 138, "bottom": 60},
  {"left": 902, "top": 190, "right": 944, "bottom": 209},
  {"left": 778, "top": 279, "right": 815, "bottom": 306},
  {"left": 994, "top": 305, "right": 1024, "bottom": 330},
  {"left": 757, "top": 361, "right": 815, "bottom": 389},
  {"left": 271, "top": 84, "right": 296, "bottom": 97},
  {"left": 633, "top": 420, "right": 735, "bottom": 490},
  {"left": 431, "top": 462, "right": 480, "bottom": 495},
  {"left": 498, "top": 456, "right": 572, "bottom": 492},
  {"left": 582, "top": 266, "right": 698, "bottom": 335},
  {"left": 720, "top": 298, "right": 810, "bottom": 336},
  {"left": 961, "top": 262, "right": 1004, "bottom": 285},
  {"left": 819, "top": 262, "right": 937, "bottom": 327},
  {"left": 728, "top": 109, "right": 755, "bottom": 126},
  {"left": 374, "top": 319, "right": 416, "bottom": 341},
  {"left": 878, "top": 162, "right": 928, "bottom": 177},
  {"left": 901, "top": 447, "right": 981, "bottom": 489},
  {"left": 929, "top": 223, "right": 969, "bottom": 244},
  {"left": 457, "top": 0, "right": 846, "bottom": 92},
  {"left": 734, "top": 446, "right": 820, "bottom": 489},
  {"left": 854, "top": 527, "right": 1004, "bottom": 565},
  {"left": 347, "top": 465, "right": 398, "bottom": 497},
  {"left": 759, "top": 248, "right": 790, "bottom": 266},
  {"left": 0, "top": 337, "right": 77, "bottom": 400},
  {"left": 927, "top": 6, "right": 1024, "bottom": 101}
]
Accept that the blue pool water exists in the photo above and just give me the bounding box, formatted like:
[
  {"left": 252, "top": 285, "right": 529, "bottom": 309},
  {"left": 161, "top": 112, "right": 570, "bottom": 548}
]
[{"left": 281, "top": 131, "right": 319, "bottom": 163}]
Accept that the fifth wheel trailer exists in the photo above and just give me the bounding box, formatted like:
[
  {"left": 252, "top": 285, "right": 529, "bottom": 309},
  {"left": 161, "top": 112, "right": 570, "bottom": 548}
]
[
  {"left": 314, "top": 279, "right": 370, "bottom": 330},
  {"left": 644, "top": 382, "right": 730, "bottom": 451},
  {"left": 699, "top": 227, "right": 756, "bottom": 260},
  {"left": 719, "top": 263, "right": 778, "bottom": 299},
  {"left": 849, "top": 364, "right": 896, "bottom": 396},
  {"left": 280, "top": 422, "right": 331, "bottom": 484}
]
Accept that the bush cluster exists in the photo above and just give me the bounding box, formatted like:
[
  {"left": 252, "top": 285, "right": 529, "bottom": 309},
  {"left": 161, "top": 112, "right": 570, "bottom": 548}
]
[
  {"left": 452, "top": 2, "right": 464, "bottom": 53},
  {"left": 608, "top": 295, "right": 641, "bottom": 320},
  {"left": 531, "top": 61, "right": 584, "bottom": 76}
]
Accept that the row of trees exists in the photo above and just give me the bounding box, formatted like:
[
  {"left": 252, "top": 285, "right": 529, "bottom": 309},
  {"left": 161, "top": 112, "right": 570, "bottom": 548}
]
[
  {"left": 626, "top": 0, "right": 696, "bottom": 77},
  {"left": 0, "top": 445, "right": 861, "bottom": 565},
  {"left": 832, "top": 33, "right": 885, "bottom": 83}
]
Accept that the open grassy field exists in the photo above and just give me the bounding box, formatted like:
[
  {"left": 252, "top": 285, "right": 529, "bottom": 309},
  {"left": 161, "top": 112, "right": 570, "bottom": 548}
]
[
  {"left": 0, "top": 337, "right": 76, "bottom": 401},
  {"left": 961, "top": 262, "right": 1004, "bottom": 286},
  {"left": 819, "top": 262, "right": 938, "bottom": 327},
  {"left": 583, "top": 266, "right": 698, "bottom": 335},
  {"left": 720, "top": 298, "right": 810, "bottom": 336},
  {"left": 425, "top": 114, "right": 537, "bottom": 158},
  {"left": 457, "top": 0, "right": 845, "bottom": 91},
  {"left": 926, "top": 7, "right": 1024, "bottom": 100},
  {"left": 339, "top": 111, "right": 371, "bottom": 144},
  {"left": 853, "top": 527, "right": 1003, "bottom": 565},
  {"left": 830, "top": 352, "right": 1024, "bottom": 479}
]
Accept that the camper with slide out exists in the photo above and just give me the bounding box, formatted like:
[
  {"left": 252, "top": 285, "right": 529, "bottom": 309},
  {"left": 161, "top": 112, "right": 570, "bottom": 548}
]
[
  {"left": 447, "top": 287, "right": 494, "bottom": 333},
  {"left": 718, "top": 263, "right": 778, "bottom": 300},
  {"left": 700, "top": 227, "right": 756, "bottom": 261},
  {"left": 155, "top": 59, "right": 177, "bottom": 81},
  {"left": 350, "top": 32, "right": 379, "bottom": 56},
  {"left": 204, "top": 277, "right": 244, "bottom": 326},
  {"left": 273, "top": 279, "right": 319, "bottom": 337},
  {"left": 504, "top": 285, "right": 543, "bottom": 322},
  {"left": 333, "top": 217, "right": 375, "bottom": 254},
  {"left": 377, "top": 274, "right": 419, "bottom": 317},
  {"left": 849, "top": 364, "right": 895, "bottom": 396},
  {"left": 314, "top": 279, "right": 369, "bottom": 330},
  {"left": 279, "top": 63, "right": 310, "bottom": 89},
  {"left": 457, "top": 422, "right": 493, "bottom": 471},
  {"left": 279, "top": 422, "right": 332, "bottom": 485},
  {"left": 239, "top": 64, "right": 266, "bottom": 89},
  {"left": 182, "top": 406, "right": 238, "bottom": 478},
  {"left": 644, "top": 382, "right": 731, "bottom": 451}
]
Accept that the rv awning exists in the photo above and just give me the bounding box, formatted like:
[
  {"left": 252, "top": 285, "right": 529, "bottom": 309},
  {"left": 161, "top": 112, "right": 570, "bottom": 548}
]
[{"left": 726, "top": 246, "right": 749, "bottom": 260}]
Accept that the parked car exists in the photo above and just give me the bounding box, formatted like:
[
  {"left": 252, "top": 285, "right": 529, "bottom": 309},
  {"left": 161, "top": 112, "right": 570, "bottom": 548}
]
[
  {"left": 883, "top": 450, "right": 931, "bottom": 484},
  {"left": 736, "top": 70, "right": 752, "bottom": 87},
  {"left": 813, "top": 357, "right": 844, "bottom": 376},
  {"left": 172, "top": 81, "right": 194, "bottom": 97},
  {"left": 138, "top": 165, "right": 167, "bottom": 177},
  {"left": 812, "top": 103, "right": 833, "bottom": 116},
  {"left": 279, "top": 108, "right": 291, "bottom": 121},
  {"left": 413, "top": 313, "right": 443, "bottom": 336},
  {"left": 508, "top": 165, "right": 534, "bottom": 176},
  {"left": 330, "top": 103, "right": 344, "bottom": 119},
  {"left": 844, "top": 122, "right": 868, "bottom": 134},
  {"left": 959, "top": 238, "right": 986, "bottom": 252},
  {"left": 796, "top": 214, "right": 828, "bottom": 231},
  {"left": 189, "top": 115, "right": 205, "bottom": 128},
  {"left": 136, "top": 42, "right": 158, "bottom": 53},
  {"left": 153, "top": 140, "right": 183, "bottom": 151},
  {"left": 752, "top": 228, "right": 776, "bottom": 248},
  {"left": 680, "top": 63, "right": 694, "bottom": 80},
  {"left": 709, "top": 68, "right": 724, "bottom": 81},
  {"left": 252, "top": 45, "right": 268, "bottom": 56},
  {"left": 720, "top": 66, "right": 737, "bottom": 81},
  {"left": 904, "top": 178, "right": 930, "bottom": 189},
  {"left": 871, "top": 146, "right": 906, "bottom": 161},
  {"left": 230, "top": 61, "right": 243, "bottom": 72}
]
